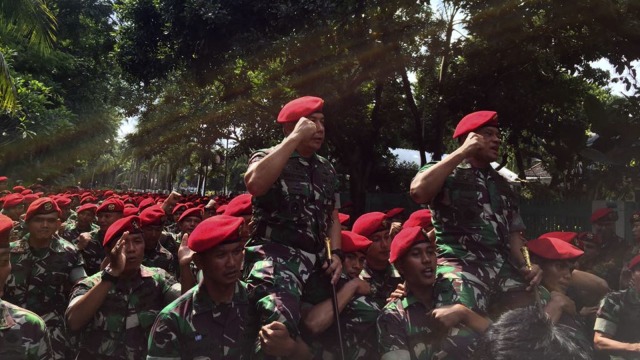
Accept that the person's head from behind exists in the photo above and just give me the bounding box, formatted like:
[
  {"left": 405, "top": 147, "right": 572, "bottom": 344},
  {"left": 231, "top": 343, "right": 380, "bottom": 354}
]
[{"left": 474, "top": 306, "right": 592, "bottom": 360}]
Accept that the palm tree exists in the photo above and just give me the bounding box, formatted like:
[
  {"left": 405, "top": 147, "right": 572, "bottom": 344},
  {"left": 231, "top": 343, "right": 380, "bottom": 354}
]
[{"left": 0, "top": 0, "right": 56, "bottom": 111}]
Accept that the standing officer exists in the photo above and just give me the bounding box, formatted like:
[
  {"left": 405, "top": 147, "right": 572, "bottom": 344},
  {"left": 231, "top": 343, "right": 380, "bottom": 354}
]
[{"left": 243, "top": 96, "right": 342, "bottom": 357}]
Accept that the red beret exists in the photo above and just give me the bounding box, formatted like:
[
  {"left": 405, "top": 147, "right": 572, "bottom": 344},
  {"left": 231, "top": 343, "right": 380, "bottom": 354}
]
[
  {"left": 12, "top": 186, "right": 25, "bottom": 193},
  {"left": 452, "top": 111, "right": 498, "bottom": 139},
  {"left": 0, "top": 214, "right": 13, "bottom": 247},
  {"left": 538, "top": 231, "right": 577, "bottom": 244},
  {"left": 123, "top": 207, "right": 138, "bottom": 217},
  {"left": 590, "top": 208, "right": 618, "bottom": 223},
  {"left": 188, "top": 215, "right": 244, "bottom": 253},
  {"left": 80, "top": 196, "right": 97, "bottom": 204},
  {"left": 341, "top": 231, "right": 372, "bottom": 253},
  {"left": 178, "top": 207, "right": 203, "bottom": 223},
  {"left": 527, "top": 236, "right": 583, "bottom": 260},
  {"left": 632, "top": 211, "right": 640, "bottom": 224},
  {"left": 20, "top": 189, "right": 33, "bottom": 195},
  {"left": 338, "top": 213, "right": 350, "bottom": 225},
  {"left": 224, "top": 194, "right": 252, "bottom": 216},
  {"left": 0, "top": 176, "right": 7, "bottom": 182},
  {"left": 386, "top": 208, "right": 405, "bottom": 218},
  {"left": 277, "top": 96, "right": 324, "bottom": 124},
  {"left": 140, "top": 205, "right": 166, "bottom": 227},
  {"left": 76, "top": 203, "right": 97, "bottom": 214},
  {"left": 216, "top": 204, "right": 228, "bottom": 215},
  {"left": 103, "top": 190, "right": 114, "bottom": 198},
  {"left": 389, "top": 226, "right": 430, "bottom": 263},
  {"left": 628, "top": 254, "right": 640, "bottom": 270},
  {"left": 138, "top": 197, "right": 155, "bottom": 211},
  {"left": 172, "top": 203, "right": 188, "bottom": 215},
  {"left": 25, "top": 197, "right": 61, "bottom": 222},
  {"left": 403, "top": 209, "right": 433, "bottom": 229},
  {"left": 2, "top": 193, "right": 24, "bottom": 209},
  {"left": 97, "top": 199, "right": 125, "bottom": 213},
  {"left": 55, "top": 196, "right": 72, "bottom": 208},
  {"left": 103, "top": 215, "right": 142, "bottom": 247},
  {"left": 352, "top": 212, "right": 387, "bottom": 238},
  {"left": 23, "top": 194, "right": 39, "bottom": 204}
]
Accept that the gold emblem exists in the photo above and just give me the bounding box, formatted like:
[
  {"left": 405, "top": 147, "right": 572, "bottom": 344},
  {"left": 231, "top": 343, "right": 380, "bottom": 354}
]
[
  {"left": 43, "top": 202, "right": 53, "bottom": 211},
  {"left": 108, "top": 204, "right": 115, "bottom": 211},
  {"left": 131, "top": 219, "right": 140, "bottom": 231}
]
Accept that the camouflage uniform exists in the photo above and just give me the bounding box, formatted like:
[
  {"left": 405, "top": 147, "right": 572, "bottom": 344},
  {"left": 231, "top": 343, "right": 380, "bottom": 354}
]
[
  {"left": 68, "top": 265, "right": 181, "bottom": 360},
  {"left": 0, "top": 299, "right": 53, "bottom": 360},
  {"left": 142, "top": 242, "right": 177, "bottom": 278},
  {"left": 159, "top": 232, "right": 179, "bottom": 257},
  {"left": 244, "top": 149, "right": 338, "bottom": 350},
  {"left": 147, "top": 281, "right": 254, "bottom": 360},
  {"left": 4, "top": 235, "right": 86, "bottom": 359},
  {"left": 9, "top": 220, "right": 26, "bottom": 243},
  {"left": 419, "top": 161, "right": 527, "bottom": 314},
  {"left": 360, "top": 263, "right": 403, "bottom": 309},
  {"left": 59, "top": 221, "right": 99, "bottom": 243},
  {"left": 76, "top": 229, "right": 106, "bottom": 276},
  {"left": 376, "top": 279, "right": 476, "bottom": 360},
  {"left": 579, "top": 236, "right": 630, "bottom": 290},
  {"left": 594, "top": 288, "right": 640, "bottom": 360}
]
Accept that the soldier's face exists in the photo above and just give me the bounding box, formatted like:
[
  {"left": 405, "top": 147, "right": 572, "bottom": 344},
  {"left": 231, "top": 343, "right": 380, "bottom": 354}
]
[
  {"left": 77, "top": 210, "right": 96, "bottom": 228},
  {"left": 632, "top": 222, "right": 640, "bottom": 242},
  {"left": 142, "top": 225, "right": 163, "bottom": 248},
  {"left": 631, "top": 267, "right": 640, "bottom": 292},
  {"left": 0, "top": 249, "right": 10, "bottom": 296},
  {"left": 179, "top": 217, "right": 201, "bottom": 233},
  {"left": 97, "top": 212, "right": 122, "bottom": 231},
  {"left": 4, "top": 204, "right": 25, "bottom": 221},
  {"left": 594, "top": 221, "right": 616, "bottom": 239},
  {"left": 196, "top": 242, "right": 244, "bottom": 287},
  {"left": 367, "top": 229, "right": 392, "bottom": 265},
  {"left": 476, "top": 126, "right": 501, "bottom": 163},
  {"left": 27, "top": 213, "right": 60, "bottom": 241},
  {"left": 123, "top": 233, "right": 145, "bottom": 271},
  {"left": 343, "top": 251, "right": 367, "bottom": 279},
  {"left": 396, "top": 242, "right": 437, "bottom": 288},
  {"left": 540, "top": 260, "right": 574, "bottom": 293}
]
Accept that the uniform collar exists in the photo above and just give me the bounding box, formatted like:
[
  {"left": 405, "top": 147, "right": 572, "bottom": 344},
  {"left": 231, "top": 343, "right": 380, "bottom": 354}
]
[
  {"left": 10, "top": 235, "right": 66, "bottom": 255},
  {"left": 192, "top": 281, "right": 247, "bottom": 315}
]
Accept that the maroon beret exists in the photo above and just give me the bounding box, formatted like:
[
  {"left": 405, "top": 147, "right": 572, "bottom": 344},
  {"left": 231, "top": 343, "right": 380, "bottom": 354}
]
[
  {"left": 224, "top": 194, "right": 252, "bottom": 217},
  {"left": 527, "top": 236, "right": 583, "bottom": 260},
  {"left": 590, "top": 208, "right": 618, "bottom": 223},
  {"left": 341, "top": 231, "right": 372, "bottom": 254},
  {"left": 97, "top": 199, "right": 125, "bottom": 213},
  {"left": 403, "top": 209, "right": 433, "bottom": 229},
  {"left": 76, "top": 203, "right": 97, "bottom": 214},
  {"left": 216, "top": 204, "right": 228, "bottom": 215},
  {"left": 55, "top": 196, "right": 72, "bottom": 208},
  {"left": 0, "top": 214, "right": 13, "bottom": 247},
  {"left": 352, "top": 212, "right": 387, "bottom": 238},
  {"left": 338, "top": 213, "right": 350, "bottom": 225},
  {"left": 12, "top": 186, "right": 25, "bottom": 193},
  {"left": 277, "top": 96, "right": 324, "bottom": 124},
  {"left": 188, "top": 215, "right": 244, "bottom": 253},
  {"left": 138, "top": 197, "right": 155, "bottom": 211},
  {"left": 631, "top": 211, "right": 640, "bottom": 224},
  {"left": 23, "top": 194, "right": 39, "bottom": 204},
  {"left": 103, "top": 190, "right": 114, "bottom": 198},
  {"left": 123, "top": 207, "right": 139, "bottom": 217},
  {"left": 140, "top": 205, "right": 166, "bottom": 227},
  {"left": 178, "top": 207, "right": 203, "bottom": 223},
  {"left": 80, "top": 196, "right": 97, "bottom": 205},
  {"left": 386, "top": 208, "right": 405, "bottom": 218},
  {"left": 389, "top": 226, "right": 430, "bottom": 263},
  {"left": 0, "top": 176, "right": 7, "bottom": 182},
  {"left": 172, "top": 203, "right": 188, "bottom": 215},
  {"left": 103, "top": 215, "right": 142, "bottom": 248},
  {"left": 25, "top": 197, "right": 61, "bottom": 222},
  {"left": 20, "top": 189, "right": 33, "bottom": 196},
  {"left": 628, "top": 254, "right": 640, "bottom": 270},
  {"left": 2, "top": 193, "right": 24, "bottom": 209},
  {"left": 538, "top": 231, "right": 577, "bottom": 244},
  {"left": 452, "top": 111, "right": 498, "bottom": 139}
]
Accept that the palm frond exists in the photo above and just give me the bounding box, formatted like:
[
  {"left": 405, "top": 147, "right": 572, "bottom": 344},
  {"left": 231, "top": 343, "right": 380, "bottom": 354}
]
[
  {"left": 0, "top": 0, "right": 57, "bottom": 54},
  {"left": 0, "top": 51, "right": 17, "bottom": 111}
]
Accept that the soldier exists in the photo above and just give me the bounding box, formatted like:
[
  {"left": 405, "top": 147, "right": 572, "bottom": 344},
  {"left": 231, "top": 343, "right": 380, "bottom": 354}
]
[
  {"left": 147, "top": 215, "right": 257, "bottom": 359},
  {"left": 409, "top": 111, "right": 541, "bottom": 316},
  {"left": 593, "top": 253, "right": 640, "bottom": 359},
  {"left": 620, "top": 211, "right": 640, "bottom": 289},
  {"left": 139, "top": 205, "right": 177, "bottom": 276},
  {"left": 2, "top": 193, "right": 26, "bottom": 242},
  {"left": 302, "top": 230, "right": 377, "bottom": 359},
  {"left": 60, "top": 203, "right": 98, "bottom": 242},
  {"left": 4, "top": 197, "right": 86, "bottom": 359},
  {"left": 66, "top": 215, "right": 181, "bottom": 359},
  {"left": 377, "top": 226, "right": 490, "bottom": 359},
  {"left": 0, "top": 213, "right": 53, "bottom": 359},
  {"left": 76, "top": 198, "right": 124, "bottom": 276},
  {"left": 203, "top": 199, "right": 217, "bottom": 219},
  {"left": 243, "top": 96, "right": 342, "bottom": 357},
  {"left": 174, "top": 207, "right": 203, "bottom": 244},
  {"left": 223, "top": 193, "right": 253, "bottom": 242}
]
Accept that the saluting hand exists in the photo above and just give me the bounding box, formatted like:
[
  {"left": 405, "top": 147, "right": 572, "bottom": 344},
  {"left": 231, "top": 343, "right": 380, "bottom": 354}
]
[
  {"left": 177, "top": 233, "right": 194, "bottom": 267},
  {"left": 107, "top": 231, "right": 128, "bottom": 277},
  {"left": 459, "top": 131, "right": 488, "bottom": 158},
  {"left": 290, "top": 117, "right": 318, "bottom": 142}
]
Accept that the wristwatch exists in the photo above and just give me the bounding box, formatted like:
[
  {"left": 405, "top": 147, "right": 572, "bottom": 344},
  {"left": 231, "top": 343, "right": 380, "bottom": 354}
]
[
  {"left": 102, "top": 267, "right": 119, "bottom": 284},
  {"left": 331, "top": 249, "right": 345, "bottom": 263}
]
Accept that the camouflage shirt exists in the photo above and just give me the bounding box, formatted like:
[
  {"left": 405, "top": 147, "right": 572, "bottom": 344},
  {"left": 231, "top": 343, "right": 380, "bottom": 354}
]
[
  {"left": 159, "top": 232, "right": 179, "bottom": 257},
  {"left": 59, "top": 221, "right": 99, "bottom": 243},
  {"left": 147, "top": 281, "right": 253, "bottom": 360},
  {"left": 579, "top": 236, "right": 630, "bottom": 291},
  {"left": 76, "top": 229, "right": 106, "bottom": 276},
  {"left": 68, "top": 265, "right": 181, "bottom": 360},
  {"left": 594, "top": 287, "right": 640, "bottom": 347},
  {"left": 142, "top": 242, "right": 177, "bottom": 278},
  {"left": 249, "top": 149, "right": 339, "bottom": 253},
  {"left": 0, "top": 299, "right": 53, "bottom": 360},
  {"left": 419, "top": 162, "right": 525, "bottom": 262},
  {"left": 4, "top": 235, "right": 86, "bottom": 359},
  {"left": 360, "top": 263, "right": 403, "bottom": 309}
]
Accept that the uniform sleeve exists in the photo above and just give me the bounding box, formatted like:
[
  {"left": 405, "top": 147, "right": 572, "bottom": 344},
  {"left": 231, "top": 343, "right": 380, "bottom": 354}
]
[
  {"left": 23, "top": 312, "right": 53, "bottom": 360},
  {"left": 67, "top": 277, "right": 95, "bottom": 307},
  {"left": 158, "top": 270, "right": 181, "bottom": 304},
  {"left": 594, "top": 292, "right": 620, "bottom": 336},
  {"left": 146, "top": 311, "right": 183, "bottom": 360},
  {"left": 377, "top": 304, "right": 409, "bottom": 357}
]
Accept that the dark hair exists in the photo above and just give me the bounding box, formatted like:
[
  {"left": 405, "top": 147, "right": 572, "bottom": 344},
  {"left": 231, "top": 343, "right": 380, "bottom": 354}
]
[{"left": 473, "top": 306, "right": 592, "bottom": 360}]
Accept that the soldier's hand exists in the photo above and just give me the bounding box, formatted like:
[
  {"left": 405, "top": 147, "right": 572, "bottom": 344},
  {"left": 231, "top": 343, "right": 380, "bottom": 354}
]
[
  {"left": 520, "top": 263, "right": 543, "bottom": 291},
  {"left": 349, "top": 278, "right": 371, "bottom": 296},
  {"left": 108, "top": 232, "right": 128, "bottom": 276},
  {"left": 549, "top": 291, "right": 576, "bottom": 316},
  {"left": 259, "top": 321, "right": 295, "bottom": 357},
  {"left": 429, "top": 304, "right": 469, "bottom": 329},
  {"left": 76, "top": 232, "right": 92, "bottom": 251},
  {"left": 323, "top": 255, "right": 342, "bottom": 285},
  {"left": 459, "top": 131, "right": 487, "bottom": 158},
  {"left": 165, "top": 191, "right": 182, "bottom": 207},
  {"left": 177, "top": 233, "right": 194, "bottom": 267},
  {"left": 386, "top": 282, "right": 406, "bottom": 302},
  {"left": 579, "top": 305, "right": 598, "bottom": 317},
  {"left": 290, "top": 117, "right": 318, "bottom": 142}
]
